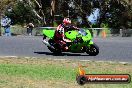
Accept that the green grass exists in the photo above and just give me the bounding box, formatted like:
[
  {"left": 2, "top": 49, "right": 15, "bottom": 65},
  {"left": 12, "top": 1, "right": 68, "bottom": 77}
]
[
  {"left": 0, "top": 57, "right": 132, "bottom": 88},
  {"left": 0, "top": 63, "right": 76, "bottom": 81}
]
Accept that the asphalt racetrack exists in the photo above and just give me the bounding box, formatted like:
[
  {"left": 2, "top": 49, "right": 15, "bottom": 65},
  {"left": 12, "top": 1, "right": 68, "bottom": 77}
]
[{"left": 0, "top": 36, "right": 132, "bottom": 62}]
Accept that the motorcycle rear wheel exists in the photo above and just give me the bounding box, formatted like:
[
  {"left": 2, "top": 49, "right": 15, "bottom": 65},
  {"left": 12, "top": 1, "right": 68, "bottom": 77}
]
[
  {"left": 48, "top": 46, "right": 62, "bottom": 54},
  {"left": 48, "top": 39, "right": 62, "bottom": 54}
]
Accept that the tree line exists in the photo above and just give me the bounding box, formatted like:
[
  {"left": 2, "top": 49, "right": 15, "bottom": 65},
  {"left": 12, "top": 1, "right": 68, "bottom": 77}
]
[{"left": 0, "top": 0, "right": 132, "bottom": 33}]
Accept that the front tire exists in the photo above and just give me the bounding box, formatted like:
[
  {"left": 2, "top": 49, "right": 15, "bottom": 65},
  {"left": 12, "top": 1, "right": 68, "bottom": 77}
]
[{"left": 86, "top": 43, "right": 99, "bottom": 56}]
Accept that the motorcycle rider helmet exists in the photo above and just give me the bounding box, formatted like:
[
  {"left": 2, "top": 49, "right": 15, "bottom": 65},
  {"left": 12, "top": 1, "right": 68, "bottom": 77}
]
[{"left": 63, "top": 18, "right": 71, "bottom": 24}]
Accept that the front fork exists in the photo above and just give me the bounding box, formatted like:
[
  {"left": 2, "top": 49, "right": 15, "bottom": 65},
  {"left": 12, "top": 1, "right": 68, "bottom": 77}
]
[
  {"left": 42, "top": 35, "right": 55, "bottom": 49},
  {"left": 89, "top": 40, "right": 94, "bottom": 45},
  {"left": 86, "top": 40, "right": 94, "bottom": 48},
  {"left": 43, "top": 34, "right": 46, "bottom": 40}
]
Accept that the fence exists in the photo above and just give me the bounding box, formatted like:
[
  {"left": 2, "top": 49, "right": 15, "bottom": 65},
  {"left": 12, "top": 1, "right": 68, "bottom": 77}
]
[
  {"left": 37, "top": 27, "right": 111, "bottom": 38},
  {"left": 1, "top": 25, "right": 40, "bottom": 36},
  {"left": 1, "top": 26, "right": 132, "bottom": 37},
  {"left": 36, "top": 27, "right": 132, "bottom": 37}
]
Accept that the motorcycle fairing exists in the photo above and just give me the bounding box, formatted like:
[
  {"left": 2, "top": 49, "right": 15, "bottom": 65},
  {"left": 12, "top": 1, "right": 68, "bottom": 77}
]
[{"left": 42, "top": 29, "right": 55, "bottom": 39}]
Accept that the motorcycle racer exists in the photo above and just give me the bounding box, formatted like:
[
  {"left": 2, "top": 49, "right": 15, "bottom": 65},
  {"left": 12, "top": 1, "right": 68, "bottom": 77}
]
[{"left": 54, "top": 17, "right": 79, "bottom": 51}]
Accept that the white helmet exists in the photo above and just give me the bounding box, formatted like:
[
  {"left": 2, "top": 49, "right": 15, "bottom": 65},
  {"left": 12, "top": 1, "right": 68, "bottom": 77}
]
[{"left": 63, "top": 18, "right": 71, "bottom": 24}]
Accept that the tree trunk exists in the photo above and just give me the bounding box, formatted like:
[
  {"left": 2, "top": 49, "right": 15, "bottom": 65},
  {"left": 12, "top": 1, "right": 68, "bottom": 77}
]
[
  {"left": 81, "top": 14, "right": 93, "bottom": 36},
  {"left": 97, "top": 3, "right": 109, "bottom": 36},
  {"left": 0, "top": 21, "right": 1, "bottom": 36},
  {"left": 51, "top": 0, "right": 55, "bottom": 26},
  {"left": 0, "top": 27, "right": 1, "bottom": 36},
  {"left": 27, "top": 0, "right": 47, "bottom": 25}
]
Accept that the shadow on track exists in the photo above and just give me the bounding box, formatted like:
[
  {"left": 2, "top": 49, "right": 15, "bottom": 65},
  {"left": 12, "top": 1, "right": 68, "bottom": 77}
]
[{"left": 34, "top": 51, "right": 89, "bottom": 56}]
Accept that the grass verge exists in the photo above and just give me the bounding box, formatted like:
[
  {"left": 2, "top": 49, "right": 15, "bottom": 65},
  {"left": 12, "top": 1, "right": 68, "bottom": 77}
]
[{"left": 0, "top": 57, "right": 132, "bottom": 88}]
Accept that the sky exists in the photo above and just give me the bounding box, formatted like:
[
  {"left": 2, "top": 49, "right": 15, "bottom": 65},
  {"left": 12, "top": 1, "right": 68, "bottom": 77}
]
[{"left": 88, "top": 8, "right": 100, "bottom": 24}]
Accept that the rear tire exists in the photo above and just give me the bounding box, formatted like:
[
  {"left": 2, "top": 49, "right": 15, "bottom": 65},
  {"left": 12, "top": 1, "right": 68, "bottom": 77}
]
[
  {"left": 48, "top": 39, "right": 62, "bottom": 54},
  {"left": 86, "top": 43, "right": 99, "bottom": 56},
  {"left": 48, "top": 46, "right": 62, "bottom": 54}
]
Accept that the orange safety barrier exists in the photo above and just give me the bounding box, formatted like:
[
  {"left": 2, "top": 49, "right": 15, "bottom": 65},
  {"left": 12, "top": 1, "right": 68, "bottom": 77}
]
[
  {"left": 101, "top": 30, "right": 106, "bottom": 38},
  {"left": 78, "top": 64, "right": 86, "bottom": 75}
]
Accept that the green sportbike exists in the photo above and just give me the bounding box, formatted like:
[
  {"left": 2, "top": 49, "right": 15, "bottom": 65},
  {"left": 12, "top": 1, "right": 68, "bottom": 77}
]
[{"left": 42, "top": 28, "right": 99, "bottom": 56}]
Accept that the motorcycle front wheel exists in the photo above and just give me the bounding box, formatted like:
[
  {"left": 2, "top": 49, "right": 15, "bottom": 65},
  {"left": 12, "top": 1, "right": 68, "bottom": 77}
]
[{"left": 86, "top": 43, "right": 99, "bottom": 56}]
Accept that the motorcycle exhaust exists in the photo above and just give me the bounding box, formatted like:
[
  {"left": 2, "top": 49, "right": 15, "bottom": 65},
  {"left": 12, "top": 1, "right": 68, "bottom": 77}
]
[{"left": 42, "top": 40, "right": 55, "bottom": 49}]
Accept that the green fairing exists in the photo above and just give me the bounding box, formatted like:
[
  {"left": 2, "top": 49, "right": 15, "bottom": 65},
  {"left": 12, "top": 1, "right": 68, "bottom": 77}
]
[
  {"left": 43, "top": 29, "right": 93, "bottom": 47},
  {"left": 65, "top": 29, "right": 92, "bottom": 41},
  {"left": 42, "top": 28, "right": 99, "bottom": 55},
  {"left": 70, "top": 43, "right": 84, "bottom": 52},
  {"left": 89, "top": 41, "right": 94, "bottom": 44},
  {"left": 82, "top": 30, "right": 92, "bottom": 41},
  {"left": 43, "top": 29, "right": 92, "bottom": 40},
  {"left": 42, "top": 29, "right": 55, "bottom": 39},
  {"left": 65, "top": 29, "right": 93, "bottom": 52},
  {"left": 65, "top": 31, "right": 78, "bottom": 41}
]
